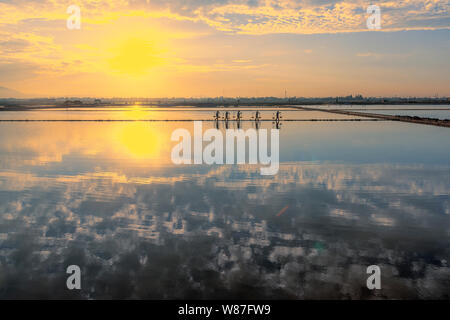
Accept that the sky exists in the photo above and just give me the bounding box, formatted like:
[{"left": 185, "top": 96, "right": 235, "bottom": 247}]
[{"left": 0, "top": 0, "right": 449, "bottom": 98}]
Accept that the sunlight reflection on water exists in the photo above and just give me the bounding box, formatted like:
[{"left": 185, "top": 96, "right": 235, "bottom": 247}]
[{"left": 0, "top": 109, "right": 449, "bottom": 299}]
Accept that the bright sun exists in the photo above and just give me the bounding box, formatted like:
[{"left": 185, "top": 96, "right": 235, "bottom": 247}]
[{"left": 109, "top": 38, "right": 163, "bottom": 76}]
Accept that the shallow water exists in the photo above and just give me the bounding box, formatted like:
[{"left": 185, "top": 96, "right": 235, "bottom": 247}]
[
  {"left": 313, "top": 104, "right": 450, "bottom": 120},
  {"left": 0, "top": 108, "right": 449, "bottom": 299},
  {"left": 0, "top": 107, "right": 369, "bottom": 120},
  {"left": 353, "top": 109, "right": 450, "bottom": 120},
  {"left": 314, "top": 104, "right": 450, "bottom": 110}
]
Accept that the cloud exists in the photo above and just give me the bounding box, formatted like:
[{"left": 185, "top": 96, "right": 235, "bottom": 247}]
[
  {"left": 1, "top": 1, "right": 449, "bottom": 34},
  {"left": 0, "top": 1, "right": 448, "bottom": 96}
]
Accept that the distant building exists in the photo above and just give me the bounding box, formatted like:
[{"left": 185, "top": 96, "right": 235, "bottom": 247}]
[{"left": 64, "top": 100, "right": 83, "bottom": 105}]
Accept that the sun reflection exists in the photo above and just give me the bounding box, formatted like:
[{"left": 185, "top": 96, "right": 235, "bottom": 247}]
[
  {"left": 125, "top": 105, "right": 148, "bottom": 119},
  {"left": 116, "top": 123, "right": 162, "bottom": 159}
]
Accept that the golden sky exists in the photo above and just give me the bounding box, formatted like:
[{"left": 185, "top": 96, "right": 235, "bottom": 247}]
[{"left": 0, "top": 0, "right": 449, "bottom": 97}]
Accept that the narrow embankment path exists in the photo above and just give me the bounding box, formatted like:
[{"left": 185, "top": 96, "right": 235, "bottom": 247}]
[{"left": 296, "top": 106, "right": 450, "bottom": 128}]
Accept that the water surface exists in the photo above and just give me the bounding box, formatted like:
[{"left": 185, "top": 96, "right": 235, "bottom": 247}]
[
  {"left": 0, "top": 108, "right": 449, "bottom": 299},
  {"left": 353, "top": 109, "right": 450, "bottom": 120}
]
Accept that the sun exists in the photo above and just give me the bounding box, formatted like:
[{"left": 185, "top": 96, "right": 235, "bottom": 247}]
[{"left": 108, "top": 38, "right": 164, "bottom": 76}]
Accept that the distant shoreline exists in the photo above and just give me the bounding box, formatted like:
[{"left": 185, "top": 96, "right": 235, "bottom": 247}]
[{"left": 1, "top": 101, "right": 450, "bottom": 111}]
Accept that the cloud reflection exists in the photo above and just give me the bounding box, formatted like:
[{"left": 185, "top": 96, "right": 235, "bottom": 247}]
[
  {"left": 0, "top": 161, "right": 449, "bottom": 299},
  {"left": 0, "top": 120, "right": 449, "bottom": 299}
]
